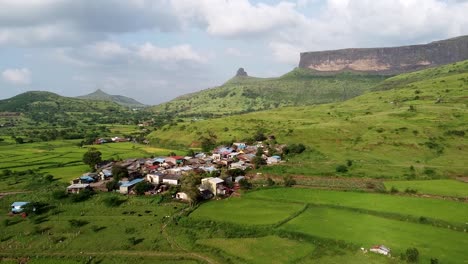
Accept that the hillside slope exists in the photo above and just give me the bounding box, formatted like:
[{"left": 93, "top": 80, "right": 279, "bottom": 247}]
[
  {"left": 0, "top": 91, "right": 133, "bottom": 126},
  {"left": 77, "top": 89, "right": 145, "bottom": 108},
  {"left": 149, "top": 61, "right": 468, "bottom": 179},
  {"left": 151, "top": 68, "right": 387, "bottom": 117}
]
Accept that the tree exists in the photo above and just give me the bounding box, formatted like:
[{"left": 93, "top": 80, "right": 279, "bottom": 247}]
[
  {"left": 181, "top": 174, "right": 202, "bottom": 205},
  {"left": 106, "top": 180, "right": 120, "bottom": 192},
  {"left": 238, "top": 178, "right": 252, "bottom": 190},
  {"left": 111, "top": 165, "right": 128, "bottom": 181},
  {"left": 405, "top": 248, "right": 419, "bottom": 263},
  {"left": 82, "top": 148, "right": 102, "bottom": 170},
  {"left": 15, "top": 137, "right": 24, "bottom": 144},
  {"left": 134, "top": 181, "right": 152, "bottom": 195},
  {"left": 200, "top": 131, "right": 217, "bottom": 152}
]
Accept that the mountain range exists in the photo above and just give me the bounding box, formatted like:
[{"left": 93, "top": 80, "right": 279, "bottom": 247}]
[{"left": 76, "top": 89, "right": 146, "bottom": 108}]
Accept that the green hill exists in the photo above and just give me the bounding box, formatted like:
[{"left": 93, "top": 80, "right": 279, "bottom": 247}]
[
  {"left": 0, "top": 91, "right": 133, "bottom": 126},
  {"left": 150, "top": 68, "right": 387, "bottom": 117},
  {"left": 76, "top": 89, "right": 146, "bottom": 108},
  {"left": 148, "top": 61, "right": 468, "bottom": 179}
]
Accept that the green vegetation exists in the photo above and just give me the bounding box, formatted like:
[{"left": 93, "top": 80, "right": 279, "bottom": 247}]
[
  {"left": 151, "top": 70, "right": 387, "bottom": 117},
  {"left": 149, "top": 60, "right": 468, "bottom": 178},
  {"left": 384, "top": 179, "right": 468, "bottom": 198},
  {"left": 76, "top": 89, "right": 146, "bottom": 108}
]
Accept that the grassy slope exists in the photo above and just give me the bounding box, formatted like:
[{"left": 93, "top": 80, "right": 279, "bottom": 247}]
[
  {"left": 151, "top": 70, "right": 386, "bottom": 117},
  {"left": 76, "top": 89, "right": 146, "bottom": 108},
  {"left": 149, "top": 60, "right": 468, "bottom": 178},
  {"left": 383, "top": 179, "right": 468, "bottom": 197}
]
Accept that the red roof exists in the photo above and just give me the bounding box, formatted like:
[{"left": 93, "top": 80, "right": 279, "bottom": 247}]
[{"left": 170, "top": 156, "right": 184, "bottom": 160}]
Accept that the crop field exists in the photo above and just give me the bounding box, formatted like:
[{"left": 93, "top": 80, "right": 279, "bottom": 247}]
[
  {"left": 0, "top": 140, "right": 182, "bottom": 191},
  {"left": 245, "top": 188, "right": 468, "bottom": 225},
  {"left": 383, "top": 179, "right": 468, "bottom": 198},
  {"left": 190, "top": 187, "right": 468, "bottom": 263},
  {"left": 190, "top": 198, "right": 305, "bottom": 225}
]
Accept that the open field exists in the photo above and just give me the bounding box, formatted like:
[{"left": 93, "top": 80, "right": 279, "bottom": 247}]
[
  {"left": 190, "top": 198, "right": 305, "bottom": 225},
  {"left": 190, "top": 187, "right": 468, "bottom": 264},
  {"left": 245, "top": 188, "right": 468, "bottom": 225},
  {"left": 0, "top": 140, "right": 183, "bottom": 191},
  {"left": 281, "top": 207, "right": 468, "bottom": 264},
  {"left": 383, "top": 179, "right": 468, "bottom": 198}
]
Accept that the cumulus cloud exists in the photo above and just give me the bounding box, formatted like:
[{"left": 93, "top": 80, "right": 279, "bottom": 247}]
[
  {"left": 137, "top": 43, "right": 206, "bottom": 63},
  {"left": 1, "top": 68, "right": 31, "bottom": 85}
]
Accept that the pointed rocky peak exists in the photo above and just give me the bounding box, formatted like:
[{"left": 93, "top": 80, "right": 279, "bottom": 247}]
[{"left": 236, "top": 68, "right": 248, "bottom": 77}]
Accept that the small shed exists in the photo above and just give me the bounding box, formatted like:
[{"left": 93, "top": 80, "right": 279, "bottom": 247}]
[
  {"left": 67, "top": 183, "right": 91, "bottom": 194},
  {"left": 11, "top": 202, "right": 30, "bottom": 214},
  {"left": 176, "top": 192, "right": 190, "bottom": 201}
]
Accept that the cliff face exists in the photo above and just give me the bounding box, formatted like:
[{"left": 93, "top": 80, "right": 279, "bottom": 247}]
[{"left": 299, "top": 36, "right": 468, "bottom": 75}]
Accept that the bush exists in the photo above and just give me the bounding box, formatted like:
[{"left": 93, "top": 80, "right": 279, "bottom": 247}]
[
  {"left": 52, "top": 190, "right": 68, "bottom": 200},
  {"left": 390, "top": 186, "right": 399, "bottom": 194},
  {"left": 134, "top": 181, "right": 152, "bottom": 195},
  {"left": 266, "top": 177, "right": 275, "bottom": 186},
  {"left": 284, "top": 144, "right": 306, "bottom": 155},
  {"left": 335, "top": 165, "right": 348, "bottom": 173},
  {"left": 103, "top": 195, "right": 125, "bottom": 207},
  {"left": 69, "top": 219, "right": 89, "bottom": 228},
  {"left": 238, "top": 179, "right": 252, "bottom": 190},
  {"left": 404, "top": 188, "right": 417, "bottom": 194},
  {"left": 106, "top": 180, "right": 120, "bottom": 192},
  {"left": 405, "top": 247, "right": 419, "bottom": 263},
  {"left": 70, "top": 189, "right": 93, "bottom": 203},
  {"left": 283, "top": 175, "right": 296, "bottom": 187}
]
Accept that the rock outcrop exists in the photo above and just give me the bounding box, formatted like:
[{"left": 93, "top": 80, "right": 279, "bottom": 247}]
[
  {"left": 236, "top": 68, "right": 248, "bottom": 77},
  {"left": 299, "top": 35, "right": 468, "bottom": 75}
]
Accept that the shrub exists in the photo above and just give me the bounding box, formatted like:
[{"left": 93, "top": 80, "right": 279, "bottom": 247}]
[
  {"left": 52, "top": 190, "right": 68, "bottom": 200},
  {"left": 390, "top": 186, "right": 399, "bottom": 194},
  {"left": 430, "top": 258, "right": 439, "bottom": 264},
  {"left": 405, "top": 248, "right": 419, "bottom": 263},
  {"left": 238, "top": 179, "right": 252, "bottom": 190},
  {"left": 283, "top": 175, "right": 296, "bottom": 187},
  {"left": 70, "top": 189, "right": 93, "bottom": 203},
  {"left": 69, "top": 219, "right": 89, "bottom": 228},
  {"left": 134, "top": 181, "right": 152, "bottom": 195},
  {"left": 346, "top": 159, "right": 353, "bottom": 167},
  {"left": 103, "top": 195, "right": 125, "bottom": 207},
  {"left": 404, "top": 188, "right": 417, "bottom": 194},
  {"left": 335, "top": 165, "right": 348, "bottom": 173},
  {"left": 266, "top": 177, "right": 275, "bottom": 186}
]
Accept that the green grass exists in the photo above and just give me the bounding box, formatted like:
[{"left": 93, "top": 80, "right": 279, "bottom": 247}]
[
  {"left": 384, "top": 179, "right": 468, "bottom": 197},
  {"left": 197, "top": 236, "right": 315, "bottom": 264},
  {"left": 190, "top": 198, "right": 304, "bottom": 225},
  {"left": 281, "top": 207, "right": 468, "bottom": 264},
  {"left": 0, "top": 140, "right": 183, "bottom": 190},
  {"left": 246, "top": 188, "right": 468, "bottom": 225},
  {"left": 151, "top": 71, "right": 386, "bottom": 117},
  {"left": 149, "top": 60, "right": 468, "bottom": 179}
]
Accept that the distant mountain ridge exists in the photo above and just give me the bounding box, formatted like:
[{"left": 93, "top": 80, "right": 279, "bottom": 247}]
[
  {"left": 299, "top": 35, "right": 468, "bottom": 75},
  {"left": 76, "top": 89, "right": 146, "bottom": 108}
]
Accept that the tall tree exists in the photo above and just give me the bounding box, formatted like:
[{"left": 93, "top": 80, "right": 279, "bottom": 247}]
[{"left": 82, "top": 148, "right": 102, "bottom": 171}]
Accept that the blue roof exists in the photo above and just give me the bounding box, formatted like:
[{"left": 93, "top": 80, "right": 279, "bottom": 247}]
[
  {"left": 120, "top": 178, "right": 144, "bottom": 187},
  {"left": 153, "top": 158, "right": 166, "bottom": 163},
  {"left": 80, "top": 175, "right": 95, "bottom": 182},
  {"left": 11, "top": 202, "right": 29, "bottom": 207},
  {"left": 272, "top": 155, "right": 281, "bottom": 159}
]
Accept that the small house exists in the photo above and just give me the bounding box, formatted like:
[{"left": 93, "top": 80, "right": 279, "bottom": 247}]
[
  {"left": 201, "top": 177, "right": 225, "bottom": 195},
  {"left": 119, "top": 178, "right": 144, "bottom": 194},
  {"left": 165, "top": 156, "right": 185, "bottom": 165},
  {"left": 146, "top": 173, "right": 164, "bottom": 184},
  {"left": 99, "top": 169, "right": 113, "bottom": 180},
  {"left": 67, "top": 183, "right": 91, "bottom": 194},
  {"left": 267, "top": 155, "right": 281, "bottom": 164},
  {"left": 176, "top": 192, "right": 190, "bottom": 201},
  {"left": 11, "top": 202, "right": 30, "bottom": 214},
  {"left": 370, "top": 245, "right": 391, "bottom": 256},
  {"left": 162, "top": 174, "right": 181, "bottom": 185}
]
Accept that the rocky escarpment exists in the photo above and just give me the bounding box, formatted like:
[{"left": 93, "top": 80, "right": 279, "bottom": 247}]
[{"left": 299, "top": 35, "right": 468, "bottom": 75}]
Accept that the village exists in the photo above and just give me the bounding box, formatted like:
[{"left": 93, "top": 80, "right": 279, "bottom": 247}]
[{"left": 66, "top": 141, "right": 285, "bottom": 201}]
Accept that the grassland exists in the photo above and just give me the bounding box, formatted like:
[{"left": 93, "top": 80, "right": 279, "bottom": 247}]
[
  {"left": 383, "top": 179, "right": 468, "bottom": 198},
  {"left": 151, "top": 70, "right": 386, "bottom": 117},
  {"left": 149, "top": 60, "right": 468, "bottom": 179},
  {"left": 0, "top": 140, "right": 183, "bottom": 191},
  {"left": 189, "top": 187, "right": 468, "bottom": 264}
]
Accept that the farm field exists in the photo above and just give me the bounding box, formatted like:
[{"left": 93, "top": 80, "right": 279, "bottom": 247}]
[
  {"left": 383, "top": 179, "right": 468, "bottom": 198},
  {"left": 0, "top": 140, "right": 182, "bottom": 191},
  {"left": 190, "top": 187, "right": 468, "bottom": 263},
  {"left": 245, "top": 188, "right": 468, "bottom": 225}
]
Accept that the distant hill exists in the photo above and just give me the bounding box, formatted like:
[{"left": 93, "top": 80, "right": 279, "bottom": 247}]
[
  {"left": 299, "top": 35, "right": 468, "bottom": 75},
  {"left": 0, "top": 91, "right": 133, "bottom": 126},
  {"left": 148, "top": 60, "right": 468, "bottom": 178},
  {"left": 77, "top": 89, "right": 146, "bottom": 108},
  {"left": 150, "top": 68, "right": 387, "bottom": 117}
]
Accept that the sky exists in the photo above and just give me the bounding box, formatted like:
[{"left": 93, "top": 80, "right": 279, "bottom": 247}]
[{"left": 1, "top": 0, "right": 468, "bottom": 105}]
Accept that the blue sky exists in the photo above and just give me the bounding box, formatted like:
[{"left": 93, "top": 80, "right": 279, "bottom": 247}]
[{"left": 1, "top": 0, "right": 467, "bottom": 104}]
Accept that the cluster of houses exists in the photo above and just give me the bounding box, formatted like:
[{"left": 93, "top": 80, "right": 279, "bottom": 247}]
[
  {"left": 66, "top": 142, "right": 284, "bottom": 201},
  {"left": 94, "top": 136, "right": 129, "bottom": 145}
]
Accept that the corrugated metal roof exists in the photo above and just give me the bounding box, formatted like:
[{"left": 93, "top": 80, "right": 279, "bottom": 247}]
[{"left": 120, "top": 178, "right": 144, "bottom": 187}]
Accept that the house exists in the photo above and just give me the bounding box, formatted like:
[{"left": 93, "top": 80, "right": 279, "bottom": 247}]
[
  {"left": 176, "top": 192, "right": 190, "bottom": 201},
  {"left": 233, "top": 142, "right": 246, "bottom": 150},
  {"left": 201, "top": 177, "right": 225, "bottom": 195},
  {"left": 79, "top": 175, "right": 95, "bottom": 183},
  {"left": 11, "top": 202, "right": 30, "bottom": 214},
  {"left": 162, "top": 174, "right": 181, "bottom": 185},
  {"left": 67, "top": 183, "right": 91, "bottom": 194},
  {"left": 146, "top": 173, "right": 164, "bottom": 184},
  {"left": 119, "top": 178, "right": 144, "bottom": 194},
  {"left": 267, "top": 155, "right": 281, "bottom": 164},
  {"left": 370, "top": 245, "right": 391, "bottom": 256},
  {"left": 165, "top": 156, "right": 185, "bottom": 165},
  {"left": 99, "top": 169, "right": 113, "bottom": 180}
]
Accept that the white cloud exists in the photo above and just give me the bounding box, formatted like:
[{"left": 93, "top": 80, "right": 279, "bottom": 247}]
[
  {"left": 137, "top": 43, "right": 206, "bottom": 63},
  {"left": 1, "top": 68, "right": 31, "bottom": 85},
  {"left": 269, "top": 42, "right": 303, "bottom": 65}
]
